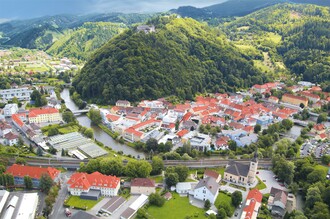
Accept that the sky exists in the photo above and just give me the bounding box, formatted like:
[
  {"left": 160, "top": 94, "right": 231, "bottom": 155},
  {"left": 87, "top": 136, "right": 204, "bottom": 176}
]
[{"left": 0, "top": 0, "right": 226, "bottom": 20}]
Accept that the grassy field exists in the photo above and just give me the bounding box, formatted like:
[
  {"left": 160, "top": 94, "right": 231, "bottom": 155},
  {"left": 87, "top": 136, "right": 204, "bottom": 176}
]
[
  {"left": 65, "top": 196, "right": 102, "bottom": 210},
  {"left": 214, "top": 192, "right": 235, "bottom": 212},
  {"left": 147, "top": 193, "right": 207, "bottom": 219},
  {"left": 58, "top": 125, "right": 80, "bottom": 134},
  {"left": 150, "top": 175, "right": 164, "bottom": 183},
  {"left": 253, "top": 176, "right": 267, "bottom": 190},
  {"left": 253, "top": 60, "right": 272, "bottom": 73}
]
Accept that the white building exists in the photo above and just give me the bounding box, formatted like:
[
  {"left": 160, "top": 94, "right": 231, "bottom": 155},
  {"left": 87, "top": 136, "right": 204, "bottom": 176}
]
[
  {"left": 3, "top": 104, "right": 18, "bottom": 117},
  {"left": 176, "top": 182, "right": 194, "bottom": 194},
  {"left": 0, "top": 87, "right": 33, "bottom": 102},
  {"left": 193, "top": 177, "right": 219, "bottom": 204},
  {"left": 67, "top": 172, "right": 120, "bottom": 197},
  {"left": 0, "top": 121, "right": 12, "bottom": 138},
  {"left": 4, "top": 132, "right": 19, "bottom": 146},
  {"left": 182, "top": 131, "right": 211, "bottom": 151},
  {"left": 16, "top": 193, "right": 38, "bottom": 219}
]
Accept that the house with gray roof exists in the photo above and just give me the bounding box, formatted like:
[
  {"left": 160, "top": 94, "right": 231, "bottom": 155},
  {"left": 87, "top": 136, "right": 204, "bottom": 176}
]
[
  {"left": 193, "top": 177, "right": 219, "bottom": 204},
  {"left": 268, "top": 187, "right": 288, "bottom": 217},
  {"left": 224, "top": 150, "right": 258, "bottom": 185}
]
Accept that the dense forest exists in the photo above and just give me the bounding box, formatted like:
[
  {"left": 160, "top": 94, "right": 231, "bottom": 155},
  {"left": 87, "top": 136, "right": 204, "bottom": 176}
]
[
  {"left": 73, "top": 16, "right": 266, "bottom": 104},
  {"left": 47, "top": 22, "right": 127, "bottom": 60},
  {"left": 222, "top": 4, "right": 330, "bottom": 87}
]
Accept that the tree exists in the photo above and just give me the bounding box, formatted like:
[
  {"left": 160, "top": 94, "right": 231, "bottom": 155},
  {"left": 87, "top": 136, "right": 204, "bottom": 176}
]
[
  {"left": 151, "top": 156, "right": 164, "bottom": 175},
  {"left": 174, "top": 165, "right": 188, "bottom": 182},
  {"left": 84, "top": 128, "right": 94, "bottom": 139},
  {"left": 37, "top": 146, "right": 43, "bottom": 156},
  {"left": 321, "top": 155, "right": 330, "bottom": 165},
  {"left": 228, "top": 140, "right": 237, "bottom": 151},
  {"left": 273, "top": 158, "right": 295, "bottom": 185},
  {"left": 165, "top": 172, "right": 179, "bottom": 187},
  {"left": 136, "top": 208, "right": 148, "bottom": 219},
  {"left": 289, "top": 182, "right": 299, "bottom": 195},
  {"left": 231, "top": 191, "right": 243, "bottom": 207},
  {"left": 125, "top": 160, "right": 152, "bottom": 178},
  {"left": 217, "top": 208, "right": 227, "bottom": 219},
  {"left": 254, "top": 124, "right": 261, "bottom": 133},
  {"left": 149, "top": 193, "right": 165, "bottom": 207},
  {"left": 307, "top": 169, "right": 325, "bottom": 184},
  {"left": 5, "top": 174, "right": 14, "bottom": 187},
  {"left": 18, "top": 137, "right": 24, "bottom": 147},
  {"left": 309, "top": 202, "right": 330, "bottom": 219},
  {"left": 39, "top": 174, "right": 53, "bottom": 194},
  {"left": 48, "top": 127, "right": 59, "bottom": 136},
  {"left": 24, "top": 175, "right": 33, "bottom": 189},
  {"left": 99, "top": 158, "right": 123, "bottom": 176},
  {"left": 84, "top": 159, "right": 100, "bottom": 173},
  {"left": 146, "top": 138, "right": 158, "bottom": 153},
  {"left": 0, "top": 165, "right": 5, "bottom": 174},
  {"left": 62, "top": 111, "right": 75, "bottom": 123},
  {"left": 317, "top": 113, "right": 327, "bottom": 124},
  {"left": 61, "top": 148, "right": 65, "bottom": 156},
  {"left": 15, "top": 157, "right": 26, "bottom": 165},
  {"left": 281, "top": 119, "right": 293, "bottom": 130},
  {"left": 305, "top": 186, "right": 322, "bottom": 209},
  {"left": 204, "top": 199, "right": 211, "bottom": 210},
  {"left": 29, "top": 144, "right": 34, "bottom": 153},
  {"left": 88, "top": 109, "right": 102, "bottom": 125}
]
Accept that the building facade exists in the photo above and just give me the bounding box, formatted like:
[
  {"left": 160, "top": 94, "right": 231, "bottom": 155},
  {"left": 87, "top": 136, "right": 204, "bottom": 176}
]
[
  {"left": 0, "top": 87, "right": 33, "bottom": 102},
  {"left": 28, "top": 108, "right": 61, "bottom": 123},
  {"left": 3, "top": 104, "right": 18, "bottom": 117},
  {"left": 281, "top": 94, "right": 308, "bottom": 107},
  {"left": 67, "top": 172, "right": 120, "bottom": 197},
  {"left": 5, "top": 164, "right": 60, "bottom": 187},
  {"left": 130, "top": 178, "right": 156, "bottom": 195},
  {"left": 193, "top": 177, "right": 219, "bottom": 204}
]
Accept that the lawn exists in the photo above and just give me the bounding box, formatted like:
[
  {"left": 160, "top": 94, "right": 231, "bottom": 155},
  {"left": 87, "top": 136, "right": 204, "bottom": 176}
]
[
  {"left": 252, "top": 176, "right": 267, "bottom": 190},
  {"left": 65, "top": 196, "right": 103, "bottom": 210},
  {"left": 214, "top": 192, "right": 235, "bottom": 212},
  {"left": 150, "top": 175, "right": 164, "bottom": 183},
  {"left": 146, "top": 193, "right": 207, "bottom": 219},
  {"left": 58, "top": 125, "right": 79, "bottom": 134}
]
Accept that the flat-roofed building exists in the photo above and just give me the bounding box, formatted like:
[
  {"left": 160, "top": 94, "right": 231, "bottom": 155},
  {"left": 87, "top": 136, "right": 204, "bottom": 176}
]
[{"left": 0, "top": 87, "right": 33, "bottom": 102}]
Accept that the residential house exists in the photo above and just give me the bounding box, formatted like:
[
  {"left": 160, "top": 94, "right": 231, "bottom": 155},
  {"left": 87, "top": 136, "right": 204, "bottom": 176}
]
[
  {"left": 6, "top": 164, "right": 60, "bottom": 187},
  {"left": 136, "top": 25, "right": 155, "bottom": 33},
  {"left": 176, "top": 182, "right": 193, "bottom": 194},
  {"left": 3, "top": 104, "right": 18, "bottom": 117},
  {"left": 130, "top": 178, "right": 156, "bottom": 195},
  {"left": 203, "top": 170, "right": 221, "bottom": 183},
  {"left": 268, "top": 96, "right": 279, "bottom": 104},
  {"left": 116, "top": 100, "right": 131, "bottom": 108},
  {"left": 0, "top": 120, "right": 12, "bottom": 137},
  {"left": 241, "top": 189, "right": 263, "bottom": 219},
  {"left": 28, "top": 108, "right": 61, "bottom": 123},
  {"left": 281, "top": 94, "right": 308, "bottom": 107},
  {"left": 298, "top": 91, "right": 320, "bottom": 103},
  {"left": 67, "top": 172, "right": 120, "bottom": 198},
  {"left": 224, "top": 151, "right": 258, "bottom": 185},
  {"left": 182, "top": 131, "right": 211, "bottom": 151},
  {"left": 255, "top": 115, "right": 273, "bottom": 126},
  {"left": 4, "top": 132, "right": 19, "bottom": 146},
  {"left": 193, "top": 177, "right": 219, "bottom": 204},
  {"left": 268, "top": 187, "right": 288, "bottom": 218}
]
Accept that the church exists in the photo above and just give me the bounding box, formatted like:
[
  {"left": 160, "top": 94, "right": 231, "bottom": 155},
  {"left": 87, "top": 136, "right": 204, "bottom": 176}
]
[{"left": 224, "top": 150, "right": 258, "bottom": 185}]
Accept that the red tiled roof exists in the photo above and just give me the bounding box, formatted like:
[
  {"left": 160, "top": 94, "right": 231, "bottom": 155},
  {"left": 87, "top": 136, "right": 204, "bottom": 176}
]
[
  {"left": 67, "top": 172, "right": 120, "bottom": 190},
  {"left": 182, "top": 112, "right": 192, "bottom": 122},
  {"left": 319, "top": 133, "right": 327, "bottom": 139},
  {"left": 282, "top": 94, "right": 308, "bottom": 102},
  {"left": 29, "top": 108, "right": 59, "bottom": 118},
  {"left": 243, "top": 199, "right": 257, "bottom": 219},
  {"left": 269, "top": 96, "right": 279, "bottom": 101},
  {"left": 177, "top": 129, "right": 189, "bottom": 138},
  {"left": 12, "top": 113, "right": 25, "bottom": 127},
  {"left": 125, "top": 128, "right": 144, "bottom": 137},
  {"left": 314, "top": 124, "right": 325, "bottom": 131},
  {"left": 204, "top": 170, "right": 220, "bottom": 179},
  {"left": 4, "top": 132, "right": 18, "bottom": 140},
  {"left": 106, "top": 114, "right": 120, "bottom": 122},
  {"left": 131, "top": 119, "right": 161, "bottom": 130},
  {"left": 247, "top": 189, "right": 263, "bottom": 203},
  {"left": 298, "top": 91, "right": 320, "bottom": 100},
  {"left": 131, "top": 178, "right": 155, "bottom": 187},
  {"left": 6, "top": 164, "right": 60, "bottom": 180}
]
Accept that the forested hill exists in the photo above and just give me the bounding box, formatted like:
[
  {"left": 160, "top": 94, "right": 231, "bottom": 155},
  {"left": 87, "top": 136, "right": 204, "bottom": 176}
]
[
  {"left": 47, "top": 22, "right": 127, "bottom": 60},
  {"left": 0, "top": 13, "right": 153, "bottom": 49},
  {"left": 72, "top": 16, "right": 265, "bottom": 104},
  {"left": 223, "top": 4, "right": 330, "bottom": 88}
]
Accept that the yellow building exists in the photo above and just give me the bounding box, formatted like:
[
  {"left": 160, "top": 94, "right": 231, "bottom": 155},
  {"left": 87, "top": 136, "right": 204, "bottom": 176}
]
[
  {"left": 28, "top": 108, "right": 61, "bottom": 123},
  {"left": 281, "top": 94, "right": 308, "bottom": 107}
]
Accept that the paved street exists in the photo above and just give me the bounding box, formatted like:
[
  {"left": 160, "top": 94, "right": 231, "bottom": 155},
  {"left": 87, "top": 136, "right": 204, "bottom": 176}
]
[{"left": 50, "top": 171, "right": 73, "bottom": 219}]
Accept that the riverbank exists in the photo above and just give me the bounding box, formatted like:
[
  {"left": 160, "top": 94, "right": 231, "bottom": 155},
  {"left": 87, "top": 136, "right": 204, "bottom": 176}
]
[{"left": 60, "top": 88, "right": 145, "bottom": 158}]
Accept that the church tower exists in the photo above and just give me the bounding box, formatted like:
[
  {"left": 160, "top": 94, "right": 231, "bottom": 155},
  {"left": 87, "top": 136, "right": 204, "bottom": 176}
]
[{"left": 248, "top": 148, "right": 259, "bottom": 183}]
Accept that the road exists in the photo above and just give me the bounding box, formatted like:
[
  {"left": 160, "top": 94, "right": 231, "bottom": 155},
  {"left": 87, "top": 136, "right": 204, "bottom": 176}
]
[{"left": 50, "top": 171, "right": 73, "bottom": 219}]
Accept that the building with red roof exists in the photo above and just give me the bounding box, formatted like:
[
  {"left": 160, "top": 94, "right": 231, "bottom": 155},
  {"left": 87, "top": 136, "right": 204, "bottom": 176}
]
[
  {"left": 12, "top": 113, "right": 26, "bottom": 128},
  {"left": 67, "top": 172, "right": 120, "bottom": 197},
  {"left": 131, "top": 178, "right": 156, "bottom": 195},
  {"left": 28, "top": 107, "right": 61, "bottom": 123},
  {"left": 4, "top": 132, "right": 19, "bottom": 146},
  {"left": 281, "top": 94, "right": 308, "bottom": 107},
  {"left": 6, "top": 164, "right": 60, "bottom": 187},
  {"left": 241, "top": 189, "right": 263, "bottom": 219},
  {"left": 298, "top": 91, "right": 320, "bottom": 103}
]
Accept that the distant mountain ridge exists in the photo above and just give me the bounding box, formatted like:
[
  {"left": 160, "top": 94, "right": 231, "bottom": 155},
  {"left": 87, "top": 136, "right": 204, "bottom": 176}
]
[{"left": 172, "top": 0, "right": 330, "bottom": 19}]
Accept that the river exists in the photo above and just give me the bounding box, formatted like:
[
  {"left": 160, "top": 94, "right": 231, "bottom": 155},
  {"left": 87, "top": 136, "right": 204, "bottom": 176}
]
[{"left": 60, "top": 88, "right": 145, "bottom": 158}]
